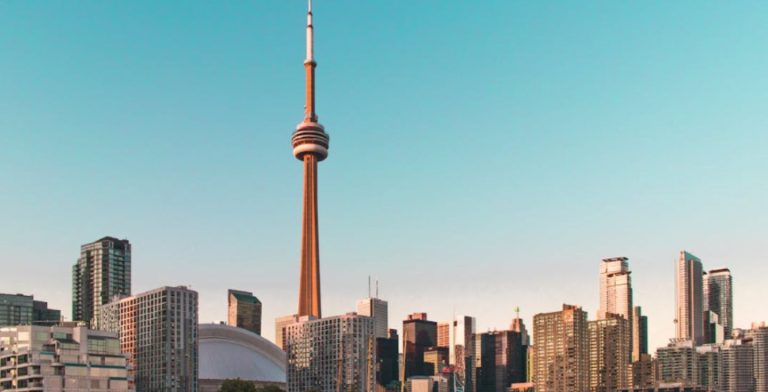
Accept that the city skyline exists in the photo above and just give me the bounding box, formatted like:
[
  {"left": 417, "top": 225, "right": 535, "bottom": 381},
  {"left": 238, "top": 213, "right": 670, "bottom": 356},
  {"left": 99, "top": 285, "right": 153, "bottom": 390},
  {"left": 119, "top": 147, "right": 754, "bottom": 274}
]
[{"left": 2, "top": 0, "right": 768, "bottom": 356}]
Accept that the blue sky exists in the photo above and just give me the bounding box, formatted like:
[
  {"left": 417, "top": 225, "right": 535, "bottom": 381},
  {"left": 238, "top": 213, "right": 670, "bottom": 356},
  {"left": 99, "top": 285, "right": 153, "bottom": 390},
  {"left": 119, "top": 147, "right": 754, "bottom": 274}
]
[{"left": 1, "top": 1, "right": 767, "bottom": 351}]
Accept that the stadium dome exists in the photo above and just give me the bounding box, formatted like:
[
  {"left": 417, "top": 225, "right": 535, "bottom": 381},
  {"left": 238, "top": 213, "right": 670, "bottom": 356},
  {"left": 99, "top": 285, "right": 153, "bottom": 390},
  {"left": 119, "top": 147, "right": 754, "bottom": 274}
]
[{"left": 199, "top": 323, "right": 286, "bottom": 390}]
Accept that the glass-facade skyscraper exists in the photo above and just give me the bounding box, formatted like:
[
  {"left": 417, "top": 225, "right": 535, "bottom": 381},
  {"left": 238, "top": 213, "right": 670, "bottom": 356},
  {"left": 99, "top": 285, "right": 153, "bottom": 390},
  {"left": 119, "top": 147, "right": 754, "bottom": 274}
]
[
  {"left": 72, "top": 236, "right": 131, "bottom": 327},
  {"left": 706, "top": 268, "right": 733, "bottom": 339}
]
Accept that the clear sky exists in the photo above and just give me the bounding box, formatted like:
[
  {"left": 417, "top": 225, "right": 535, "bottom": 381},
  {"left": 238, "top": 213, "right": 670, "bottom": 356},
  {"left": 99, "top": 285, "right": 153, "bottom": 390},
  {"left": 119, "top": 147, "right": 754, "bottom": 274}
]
[{"left": 1, "top": 1, "right": 767, "bottom": 351}]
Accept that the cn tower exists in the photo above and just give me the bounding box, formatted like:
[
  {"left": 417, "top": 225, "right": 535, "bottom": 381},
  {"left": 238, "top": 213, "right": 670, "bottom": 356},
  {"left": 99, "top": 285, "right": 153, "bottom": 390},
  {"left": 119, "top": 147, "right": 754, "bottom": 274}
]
[{"left": 292, "top": 0, "right": 328, "bottom": 319}]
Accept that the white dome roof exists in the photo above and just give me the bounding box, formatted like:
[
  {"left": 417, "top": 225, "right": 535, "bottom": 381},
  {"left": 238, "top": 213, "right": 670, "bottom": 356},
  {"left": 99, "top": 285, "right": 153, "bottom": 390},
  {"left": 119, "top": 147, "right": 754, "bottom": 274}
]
[{"left": 199, "top": 323, "right": 286, "bottom": 383}]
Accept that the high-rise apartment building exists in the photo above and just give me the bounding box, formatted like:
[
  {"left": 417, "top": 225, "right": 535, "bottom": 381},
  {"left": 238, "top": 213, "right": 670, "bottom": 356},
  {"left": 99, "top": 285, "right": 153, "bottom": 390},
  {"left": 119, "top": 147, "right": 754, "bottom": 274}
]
[
  {"left": 99, "top": 286, "right": 198, "bottom": 392},
  {"left": 275, "top": 314, "right": 300, "bottom": 350},
  {"left": 473, "top": 330, "right": 527, "bottom": 392},
  {"left": 403, "top": 313, "right": 438, "bottom": 382},
  {"left": 632, "top": 306, "right": 648, "bottom": 362},
  {"left": 720, "top": 339, "right": 754, "bottom": 392},
  {"left": 676, "top": 251, "right": 704, "bottom": 345},
  {"left": 72, "top": 236, "right": 131, "bottom": 327},
  {"left": 0, "top": 294, "right": 61, "bottom": 327},
  {"left": 533, "top": 304, "right": 589, "bottom": 392},
  {"left": 706, "top": 268, "right": 733, "bottom": 339},
  {"left": 631, "top": 354, "right": 656, "bottom": 390},
  {"left": 752, "top": 323, "right": 768, "bottom": 392},
  {"left": 227, "top": 289, "right": 262, "bottom": 335},
  {"left": 657, "top": 340, "right": 696, "bottom": 387},
  {"left": 0, "top": 324, "right": 130, "bottom": 391},
  {"left": 284, "top": 313, "right": 375, "bottom": 392},
  {"left": 588, "top": 314, "right": 630, "bottom": 392},
  {"left": 598, "top": 257, "right": 634, "bottom": 365},
  {"left": 357, "top": 297, "right": 389, "bottom": 339},
  {"left": 695, "top": 344, "right": 721, "bottom": 390},
  {"left": 598, "top": 257, "right": 633, "bottom": 321}
]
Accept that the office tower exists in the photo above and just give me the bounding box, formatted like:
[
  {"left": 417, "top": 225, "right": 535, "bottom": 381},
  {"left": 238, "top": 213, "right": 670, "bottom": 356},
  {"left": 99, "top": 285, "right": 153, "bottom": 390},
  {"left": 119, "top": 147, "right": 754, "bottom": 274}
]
[
  {"left": 292, "top": 0, "right": 330, "bottom": 320},
  {"left": 656, "top": 340, "right": 696, "bottom": 386},
  {"left": 510, "top": 314, "right": 530, "bottom": 346},
  {"left": 631, "top": 306, "right": 648, "bottom": 362},
  {"left": 227, "top": 289, "right": 262, "bottom": 335},
  {"left": 598, "top": 257, "right": 633, "bottom": 321},
  {"left": 676, "top": 251, "right": 704, "bottom": 345},
  {"left": 752, "top": 322, "right": 768, "bottom": 392},
  {"left": 437, "top": 322, "right": 451, "bottom": 348},
  {"left": 357, "top": 296, "right": 389, "bottom": 339},
  {"left": 72, "top": 236, "right": 131, "bottom": 327},
  {"left": 32, "top": 300, "right": 61, "bottom": 325},
  {"left": 424, "top": 347, "right": 450, "bottom": 376},
  {"left": 588, "top": 314, "right": 630, "bottom": 392},
  {"left": 631, "top": 354, "right": 656, "bottom": 389},
  {"left": 99, "top": 286, "right": 198, "bottom": 392},
  {"left": 377, "top": 329, "right": 400, "bottom": 390},
  {"left": 275, "top": 314, "right": 300, "bottom": 350},
  {"left": 0, "top": 293, "right": 62, "bottom": 327},
  {"left": 473, "top": 330, "right": 527, "bottom": 392},
  {"left": 0, "top": 324, "right": 130, "bottom": 391},
  {"left": 706, "top": 268, "right": 733, "bottom": 338},
  {"left": 403, "top": 313, "right": 438, "bottom": 382},
  {"left": 284, "top": 313, "right": 375, "bottom": 392},
  {"left": 533, "top": 304, "right": 589, "bottom": 392},
  {"left": 0, "top": 294, "right": 33, "bottom": 327},
  {"left": 720, "top": 339, "right": 754, "bottom": 392}
]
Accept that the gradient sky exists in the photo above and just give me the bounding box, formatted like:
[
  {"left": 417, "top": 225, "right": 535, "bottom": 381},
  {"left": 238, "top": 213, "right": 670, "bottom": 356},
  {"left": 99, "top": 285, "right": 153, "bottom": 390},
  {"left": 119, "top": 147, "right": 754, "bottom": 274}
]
[{"left": 1, "top": 1, "right": 767, "bottom": 351}]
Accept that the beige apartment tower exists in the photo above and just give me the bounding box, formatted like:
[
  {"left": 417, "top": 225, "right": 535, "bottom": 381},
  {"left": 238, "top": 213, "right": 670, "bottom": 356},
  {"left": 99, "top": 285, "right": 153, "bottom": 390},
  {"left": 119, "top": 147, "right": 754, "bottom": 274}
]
[
  {"left": 99, "top": 286, "right": 199, "bottom": 392},
  {"left": 533, "top": 304, "right": 589, "bottom": 392},
  {"left": 588, "top": 314, "right": 630, "bottom": 392}
]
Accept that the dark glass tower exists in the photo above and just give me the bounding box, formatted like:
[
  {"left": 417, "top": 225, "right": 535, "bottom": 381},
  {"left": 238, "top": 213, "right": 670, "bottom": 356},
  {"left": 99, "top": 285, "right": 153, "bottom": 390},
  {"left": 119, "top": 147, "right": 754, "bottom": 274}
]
[{"left": 72, "top": 236, "right": 131, "bottom": 326}]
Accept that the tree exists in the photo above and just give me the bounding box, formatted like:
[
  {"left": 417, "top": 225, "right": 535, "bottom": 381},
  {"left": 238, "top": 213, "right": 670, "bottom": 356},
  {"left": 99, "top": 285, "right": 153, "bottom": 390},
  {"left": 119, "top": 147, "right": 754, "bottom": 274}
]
[{"left": 219, "top": 379, "right": 257, "bottom": 392}]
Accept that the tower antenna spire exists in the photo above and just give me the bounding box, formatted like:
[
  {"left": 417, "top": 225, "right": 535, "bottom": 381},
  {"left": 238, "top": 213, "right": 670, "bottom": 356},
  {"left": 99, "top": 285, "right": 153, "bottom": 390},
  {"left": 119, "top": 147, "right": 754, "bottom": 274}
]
[{"left": 304, "top": 0, "right": 317, "bottom": 122}]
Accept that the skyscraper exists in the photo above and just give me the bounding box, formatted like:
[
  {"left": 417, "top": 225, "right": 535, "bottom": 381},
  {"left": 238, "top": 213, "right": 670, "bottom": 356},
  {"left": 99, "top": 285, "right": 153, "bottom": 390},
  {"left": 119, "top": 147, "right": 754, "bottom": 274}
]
[
  {"left": 656, "top": 340, "right": 696, "bottom": 386},
  {"left": 706, "top": 268, "right": 733, "bottom": 339},
  {"left": 403, "top": 313, "right": 438, "bottom": 382},
  {"left": 285, "top": 313, "right": 375, "bottom": 392},
  {"left": 752, "top": 322, "right": 768, "bottom": 392},
  {"left": 533, "top": 304, "right": 589, "bottom": 392},
  {"left": 676, "top": 250, "right": 704, "bottom": 345},
  {"left": 357, "top": 296, "right": 388, "bottom": 339},
  {"left": 227, "top": 289, "right": 262, "bottom": 335},
  {"left": 377, "top": 329, "right": 400, "bottom": 390},
  {"left": 292, "top": 0, "right": 330, "bottom": 320},
  {"left": 598, "top": 257, "right": 633, "bottom": 321},
  {"left": 631, "top": 306, "right": 648, "bottom": 362},
  {"left": 72, "top": 236, "right": 131, "bottom": 327},
  {"left": 473, "top": 330, "right": 527, "bottom": 392},
  {"left": 98, "top": 286, "right": 199, "bottom": 392},
  {"left": 588, "top": 314, "right": 630, "bottom": 392}
]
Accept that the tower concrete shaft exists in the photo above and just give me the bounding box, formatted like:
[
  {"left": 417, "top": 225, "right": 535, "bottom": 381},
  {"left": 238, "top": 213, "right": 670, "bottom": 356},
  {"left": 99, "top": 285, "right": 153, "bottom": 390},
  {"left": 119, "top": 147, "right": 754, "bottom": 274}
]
[
  {"left": 298, "top": 154, "right": 321, "bottom": 317},
  {"left": 292, "top": 0, "right": 328, "bottom": 318}
]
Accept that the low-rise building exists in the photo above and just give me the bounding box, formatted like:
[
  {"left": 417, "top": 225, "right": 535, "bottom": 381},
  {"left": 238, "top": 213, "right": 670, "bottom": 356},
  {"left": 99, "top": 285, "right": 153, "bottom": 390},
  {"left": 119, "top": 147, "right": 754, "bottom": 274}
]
[{"left": 0, "top": 324, "right": 130, "bottom": 391}]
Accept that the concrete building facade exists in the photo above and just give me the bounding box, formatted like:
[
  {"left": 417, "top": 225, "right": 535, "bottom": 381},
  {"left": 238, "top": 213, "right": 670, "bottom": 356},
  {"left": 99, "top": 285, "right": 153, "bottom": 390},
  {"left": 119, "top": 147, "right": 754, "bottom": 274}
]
[
  {"left": 0, "top": 324, "right": 130, "bottom": 391},
  {"left": 284, "top": 313, "right": 375, "bottom": 392},
  {"left": 533, "top": 304, "right": 589, "bottom": 392},
  {"left": 99, "top": 286, "right": 198, "bottom": 392}
]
